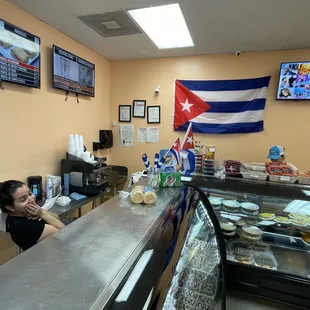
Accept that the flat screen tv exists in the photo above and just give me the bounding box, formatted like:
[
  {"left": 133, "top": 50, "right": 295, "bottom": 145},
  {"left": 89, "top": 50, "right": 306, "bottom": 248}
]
[
  {"left": 0, "top": 19, "right": 41, "bottom": 88},
  {"left": 52, "top": 45, "right": 95, "bottom": 97},
  {"left": 277, "top": 62, "right": 310, "bottom": 100}
]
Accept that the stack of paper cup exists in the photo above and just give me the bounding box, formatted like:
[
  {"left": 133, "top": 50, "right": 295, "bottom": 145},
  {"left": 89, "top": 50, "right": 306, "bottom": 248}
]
[
  {"left": 68, "top": 134, "right": 75, "bottom": 155},
  {"left": 75, "top": 148, "right": 82, "bottom": 158},
  {"left": 79, "top": 135, "right": 84, "bottom": 153},
  {"left": 74, "top": 134, "right": 80, "bottom": 152}
]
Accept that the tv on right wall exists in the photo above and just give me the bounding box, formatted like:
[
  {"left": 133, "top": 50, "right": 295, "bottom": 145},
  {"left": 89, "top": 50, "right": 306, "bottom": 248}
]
[{"left": 277, "top": 62, "right": 310, "bottom": 100}]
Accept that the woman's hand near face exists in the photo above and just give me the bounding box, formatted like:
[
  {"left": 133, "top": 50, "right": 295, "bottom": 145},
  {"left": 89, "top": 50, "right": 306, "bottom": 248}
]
[{"left": 25, "top": 202, "right": 43, "bottom": 218}]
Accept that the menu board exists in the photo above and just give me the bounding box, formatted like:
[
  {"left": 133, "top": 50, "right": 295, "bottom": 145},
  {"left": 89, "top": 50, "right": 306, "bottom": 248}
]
[
  {"left": 53, "top": 45, "right": 95, "bottom": 97},
  {"left": 0, "top": 19, "right": 41, "bottom": 88},
  {"left": 277, "top": 62, "right": 310, "bottom": 100}
]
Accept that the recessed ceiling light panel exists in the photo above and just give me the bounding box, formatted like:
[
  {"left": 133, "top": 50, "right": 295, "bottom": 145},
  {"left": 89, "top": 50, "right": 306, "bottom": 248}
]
[{"left": 127, "top": 3, "right": 194, "bottom": 49}]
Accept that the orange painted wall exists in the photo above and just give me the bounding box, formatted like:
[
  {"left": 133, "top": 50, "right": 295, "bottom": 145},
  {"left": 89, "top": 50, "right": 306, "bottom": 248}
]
[
  {"left": 0, "top": 0, "right": 110, "bottom": 182},
  {"left": 110, "top": 50, "right": 310, "bottom": 176}
]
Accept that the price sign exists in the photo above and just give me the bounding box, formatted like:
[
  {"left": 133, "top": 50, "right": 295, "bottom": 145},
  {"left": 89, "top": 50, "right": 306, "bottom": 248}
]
[{"left": 249, "top": 174, "right": 259, "bottom": 179}]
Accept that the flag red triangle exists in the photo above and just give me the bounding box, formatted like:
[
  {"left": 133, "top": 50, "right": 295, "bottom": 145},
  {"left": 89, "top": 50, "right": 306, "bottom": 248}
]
[
  {"left": 182, "top": 123, "right": 194, "bottom": 150},
  {"left": 174, "top": 80, "right": 211, "bottom": 131}
]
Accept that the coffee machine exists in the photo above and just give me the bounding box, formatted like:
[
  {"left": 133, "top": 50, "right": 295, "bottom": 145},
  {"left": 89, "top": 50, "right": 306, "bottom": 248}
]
[{"left": 61, "top": 154, "right": 108, "bottom": 195}]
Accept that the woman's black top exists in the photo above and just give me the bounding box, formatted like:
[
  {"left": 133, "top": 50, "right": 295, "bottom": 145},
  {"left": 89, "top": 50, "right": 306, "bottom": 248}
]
[{"left": 6, "top": 215, "right": 45, "bottom": 251}]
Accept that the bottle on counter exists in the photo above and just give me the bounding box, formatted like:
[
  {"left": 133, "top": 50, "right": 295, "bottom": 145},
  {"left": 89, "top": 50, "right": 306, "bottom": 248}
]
[{"left": 46, "top": 177, "right": 53, "bottom": 199}]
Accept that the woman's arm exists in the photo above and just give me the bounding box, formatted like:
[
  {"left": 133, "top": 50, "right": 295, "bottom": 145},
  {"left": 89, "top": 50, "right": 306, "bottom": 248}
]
[
  {"left": 38, "top": 225, "right": 59, "bottom": 242},
  {"left": 26, "top": 203, "right": 65, "bottom": 229},
  {"left": 40, "top": 210, "right": 65, "bottom": 229},
  {"left": 45, "top": 211, "right": 60, "bottom": 220}
]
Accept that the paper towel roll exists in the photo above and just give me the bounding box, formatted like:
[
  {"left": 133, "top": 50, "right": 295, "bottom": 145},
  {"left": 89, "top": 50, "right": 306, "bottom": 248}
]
[{"left": 68, "top": 134, "right": 75, "bottom": 155}]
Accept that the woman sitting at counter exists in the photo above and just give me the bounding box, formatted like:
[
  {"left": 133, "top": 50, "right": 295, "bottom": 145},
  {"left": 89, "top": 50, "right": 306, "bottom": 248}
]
[{"left": 0, "top": 180, "right": 65, "bottom": 251}]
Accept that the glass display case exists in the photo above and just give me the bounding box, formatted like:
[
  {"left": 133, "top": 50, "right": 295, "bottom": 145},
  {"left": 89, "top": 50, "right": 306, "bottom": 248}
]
[
  {"left": 160, "top": 187, "right": 226, "bottom": 310},
  {"left": 189, "top": 176, "right": 310, "bottom": 309}
]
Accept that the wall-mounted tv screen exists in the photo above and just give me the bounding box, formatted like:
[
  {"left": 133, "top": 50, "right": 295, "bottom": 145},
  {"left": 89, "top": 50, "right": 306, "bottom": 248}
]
[
  {"left": 52, "top": 45, "right": 95, "bottom": 97},
  {"left": 0, "top": 19, "right": 40, "bottom": 88},
  {"left": 277, "top": 62, "right": 310, "bottom": 100}
]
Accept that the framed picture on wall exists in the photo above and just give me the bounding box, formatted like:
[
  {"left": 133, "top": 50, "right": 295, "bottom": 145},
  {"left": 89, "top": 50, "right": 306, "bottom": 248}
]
[
  {"left": 133, "top": 100, "right": 146, "bottom": 118},
  {"left": 147, "top": 106, "right": 161, "bottom": 124},
  {"left": 119, "top": 105, "right": 131, "bottom": 122}
]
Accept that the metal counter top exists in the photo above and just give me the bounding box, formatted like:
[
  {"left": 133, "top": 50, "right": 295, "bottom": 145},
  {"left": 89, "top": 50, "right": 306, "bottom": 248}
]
[{"left": 0, "top": 186, "right": 182, "bottom": 310}]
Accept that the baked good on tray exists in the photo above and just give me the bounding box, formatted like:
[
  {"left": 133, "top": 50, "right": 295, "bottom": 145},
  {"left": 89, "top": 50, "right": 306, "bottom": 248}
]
[
  {"left": 11, "top": 46, "right": 30, "bottom": 63},
  {"left": 259, "top": 213, "right": 275, "bottom": 220},
  {"left": 0, "top": 29, "right": 13, "bottom": 49}
]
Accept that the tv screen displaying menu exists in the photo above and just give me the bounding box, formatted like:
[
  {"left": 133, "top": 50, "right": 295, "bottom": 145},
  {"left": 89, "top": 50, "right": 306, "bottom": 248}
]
[
  {"left": 277, "top": 62, "right": 310, "bottom": 100},
  {"left": 0, "top": 19, "right": 40, "bottom": 88},
  {"left": 53, "top": 45, "right": 95, "bottom": 97}
]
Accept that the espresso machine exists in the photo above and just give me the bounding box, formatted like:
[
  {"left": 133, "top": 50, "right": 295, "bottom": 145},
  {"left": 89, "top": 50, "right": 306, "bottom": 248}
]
[{"left": 61, "top": 154, "right": 109, "bottom": 195}]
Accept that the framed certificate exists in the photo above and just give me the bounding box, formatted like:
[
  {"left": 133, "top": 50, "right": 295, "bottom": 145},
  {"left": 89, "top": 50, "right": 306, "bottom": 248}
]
[
  {"left": 147, "top": 106, "right": 161, "bottom": 124},
  {"left": 133, "top": 100, "right": 146, "bottom": 118},
  {"left": 119, "top": 105, "right": 131, "bottom": 122}
]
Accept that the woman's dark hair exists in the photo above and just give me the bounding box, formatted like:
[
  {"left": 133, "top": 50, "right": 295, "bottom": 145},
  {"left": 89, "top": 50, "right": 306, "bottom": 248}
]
[{"left": 0, "top": 180, "right": 25, "bottom": 213}]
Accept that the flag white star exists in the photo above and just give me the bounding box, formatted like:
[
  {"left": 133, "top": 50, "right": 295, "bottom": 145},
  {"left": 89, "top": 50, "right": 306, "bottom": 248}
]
[
  {"left": 180, "top": 99, "right": 194, "bottom": 113},
  {"left": 187, "top": 136, "right": 193, "bottom": 144},
  {"left": 174, "top": 143, "right": 177, "bottom": 147}
]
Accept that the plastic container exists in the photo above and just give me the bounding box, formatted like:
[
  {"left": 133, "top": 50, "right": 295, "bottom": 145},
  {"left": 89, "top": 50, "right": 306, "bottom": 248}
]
[
  {"left": 241, "top": 171, "right": 268, "bottom": 181},
  {"left": 240, "top": 202, "right": 260, "bottom": 215},
  {"left": 251, "top": 242, "right": 271, "bottom": 252},
  {"left": 268, "top": 175, "right": 297, "bottom": 183},
  {"left": 64, "top": 173, "right": 70, "bottom": 196},
  {"left": 222, "top": 200, "right": 240, "bottom": 213},
  {"left": 46, "top": 177, "right": 53, "bottom": 199},
  {"left": 234, "top": 252, "right": 252, "bottom": 265},
  {"left": 208, "top": 197, "right": 222, "bottom": 210},
  {"left": 297, "top": 175, "right": 310, "bottom": 185},
  {"left": 239, "top": 225, "right": 263, "bottom": 241},
  {"left": 229, "top": 240, "right": 252, "bottom": 255},
  {"left": 56, "top": 196, "right": 71, "bottom": 206},
  {"left": 253, "top": 252, "right": 277, "bottom": 270}
]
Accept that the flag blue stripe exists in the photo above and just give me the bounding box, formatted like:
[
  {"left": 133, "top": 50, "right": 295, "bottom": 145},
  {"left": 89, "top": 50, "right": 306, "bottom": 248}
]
[
  {"left": 170, "top": 149, "right": 180, "bottom": 164},
  {"left": 178, "top": 76, "right": 271, "bottom": 92},
  {"left": 176, "top": 121, "right": 264, "bottom": 134},
  {"left": 206, "top": 98, "right": 266, "bottom": 113}
]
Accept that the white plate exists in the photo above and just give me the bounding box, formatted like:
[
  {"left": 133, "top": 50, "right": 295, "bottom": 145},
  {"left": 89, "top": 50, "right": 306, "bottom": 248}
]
[
  {"left": 222, "top": 200, "right": 240, "bottom": 209},
  {"left": 209, "top": 197, "right": 222, "bottom": 206},
  {"left": 220, "top": 221, "right": 237, "bottom": 232},
  {"left": 240, "top": 202, "right": 259, "bottom": 211},
  {"left": 242, "top": 225, "right": 263, "bottom": 236}
]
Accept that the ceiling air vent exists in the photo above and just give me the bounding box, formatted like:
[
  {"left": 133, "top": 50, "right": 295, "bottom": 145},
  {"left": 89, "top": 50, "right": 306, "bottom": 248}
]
[{"left": 77, "top": 10, "right": 142, "bottom": 38}]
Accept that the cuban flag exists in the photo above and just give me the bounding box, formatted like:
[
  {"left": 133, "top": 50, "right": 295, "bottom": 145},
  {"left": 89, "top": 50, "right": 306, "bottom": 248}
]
[
  {"left": 168, "top": 138, "right": 181, "bottom": 164},
  {"left": 181, "top": 123, "right": 195, "bottom": 175},
  {"left": 173, "top": 76, "right": 271, "bottom": 134}
]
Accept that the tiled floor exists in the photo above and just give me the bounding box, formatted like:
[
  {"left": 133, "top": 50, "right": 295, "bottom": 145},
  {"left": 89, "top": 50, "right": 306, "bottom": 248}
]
[{"left": 227, "top": 291, "right": 299, "bottom": 310}]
